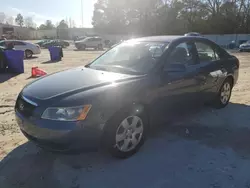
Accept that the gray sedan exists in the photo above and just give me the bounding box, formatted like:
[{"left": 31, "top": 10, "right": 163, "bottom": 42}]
[{"left": 15, "top": 36, "right": 239, "bottom": 158}]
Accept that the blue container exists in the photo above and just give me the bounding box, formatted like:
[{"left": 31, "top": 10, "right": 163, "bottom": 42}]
[
  {"left": 4, "top": 50, "right": 24, "bottom": 73},
  {"left": 48, "top": 46, "right": 62, "bottom": 61}
]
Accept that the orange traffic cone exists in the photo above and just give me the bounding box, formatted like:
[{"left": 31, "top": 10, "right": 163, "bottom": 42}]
[{"left": 31, "top": 67, "right": 47, "bottom": 78}]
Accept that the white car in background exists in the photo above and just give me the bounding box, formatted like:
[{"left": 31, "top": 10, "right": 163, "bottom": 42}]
[
  {"left": 0, "top": 40, "right": 41, "bottom": 58},
  {"left": 239, "top": 41, "right": 250, "bottom": 52}
]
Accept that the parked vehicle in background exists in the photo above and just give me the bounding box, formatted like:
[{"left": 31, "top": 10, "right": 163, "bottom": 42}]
[
  {"left": 74, "top": 36, "right": 87, "bottom": 41},
  {"left": 36, "top": 39, "right": 52, "bottom": 47},
  {"left": 15, "top": 36, "right": 239, "bottom": 158},
  {"left": 42, "top": 39, "right": 70, "bottom": 49},
  {"left": 0, "top": 40, "right": 41, "bottom": 58},
  {"left": 239, "top": 41, "right": 250, "bottom": 52},
  {"left": 184, "top": 32, "right": 202, "bottom": 37},
  {"left": 75, "top": 37, "right": 104, "bottom": 50}
]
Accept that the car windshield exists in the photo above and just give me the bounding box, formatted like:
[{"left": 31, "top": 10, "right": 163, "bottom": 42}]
[
  {"left": 82, "top": 37, "right": 92, "bottom": 42},
  {"left": 88, "top": 41, "right": 168, "bottom": 75}
]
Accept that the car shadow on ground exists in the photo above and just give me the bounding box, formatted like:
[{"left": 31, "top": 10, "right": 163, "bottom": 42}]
[
  {"left": 1, "top": 102, "right": 250, "bottom": 187},
  {"left": 42, "top": 60, "right": 61, "bottom": 64},
  {"left": 25, "top": 56, "right": 38, "bottom": 60},
  {"left": 152, "top": 102, "right": 250, "bottom": 158},
  {"left": 0, "top": 73, "right": 21, "bottom": 83}
]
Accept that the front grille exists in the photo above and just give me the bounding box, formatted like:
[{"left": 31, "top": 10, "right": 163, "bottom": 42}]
[{"left": 15, "top": 96, "right": 36, "bottom": 117}]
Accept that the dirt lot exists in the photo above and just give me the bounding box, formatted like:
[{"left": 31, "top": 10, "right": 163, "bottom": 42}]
[{"left": 1, "top": 47, "right": 250, "bottom": 188}]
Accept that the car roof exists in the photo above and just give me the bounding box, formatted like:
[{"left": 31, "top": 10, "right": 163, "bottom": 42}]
[
  {"left": 126, "top": 35, "right": 205, "bottom": 43},
  {"left": 86, "top": 36, "right": 102, "bottom": 39},
  {"left": 4, "top": 40, "right": 27, "bottom": 43}
]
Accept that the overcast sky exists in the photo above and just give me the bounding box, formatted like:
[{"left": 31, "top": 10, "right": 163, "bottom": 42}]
[{"left": 0, "top": 0, "right": 97, "bottom": 27}]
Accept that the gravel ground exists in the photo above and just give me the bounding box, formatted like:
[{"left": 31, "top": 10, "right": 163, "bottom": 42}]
[{"left": 0, "top": 46, "right": 250, "bottom": 188}]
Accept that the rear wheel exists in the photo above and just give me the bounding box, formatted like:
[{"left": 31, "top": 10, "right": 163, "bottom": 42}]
[
  {"left": 25, "top": 50, "right": 33, "bottom": 58},
  {"left": 212, "top": 78, "right": 233, "bottom": 109},
  {"left": 104, "top": 108, "right": 147, "bottom": 158}
]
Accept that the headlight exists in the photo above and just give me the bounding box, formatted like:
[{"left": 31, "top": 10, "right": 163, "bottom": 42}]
[{"left": 41, "top": 105, "right": 92, "bottom": 121}]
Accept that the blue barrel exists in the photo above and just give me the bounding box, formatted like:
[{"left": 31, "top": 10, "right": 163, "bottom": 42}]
[
  {"left": 4, "top": 50, "right": 24, "bottom": 73},
  {"left": 48, "top": 46, "right": 62, "bottom": 61}
]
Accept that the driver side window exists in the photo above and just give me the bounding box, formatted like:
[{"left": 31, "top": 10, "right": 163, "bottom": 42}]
[{"left": 168, "top": 42, "right": 195, "bottom": 65}]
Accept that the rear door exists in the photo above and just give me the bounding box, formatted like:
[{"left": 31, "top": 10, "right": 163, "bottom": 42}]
[{"left": 193, "top": 40, "right": 225, "bottom": 101}]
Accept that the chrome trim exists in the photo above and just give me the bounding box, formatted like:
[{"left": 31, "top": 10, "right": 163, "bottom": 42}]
[{"left": 21, "top": 96, "right": 38, "bottom": 107}]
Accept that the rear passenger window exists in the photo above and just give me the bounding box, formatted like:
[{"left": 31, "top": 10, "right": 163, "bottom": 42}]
[
  {"left": 93, "top": 38, "right": 101, "bottom": 41},
  {"left": 14, "top": 41, "right": 25, "bottom": 45},
  {"left": 195, "top": 42, "right": 219, "bottom": 62}
]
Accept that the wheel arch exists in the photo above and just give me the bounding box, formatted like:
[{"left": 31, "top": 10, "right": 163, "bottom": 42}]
[
  {"left": 225, "top": 74, "right": 234, "bottom": 86},
  {"left": 101, "top": 101, "right": 150, "bottom": 142},
  {"left": 25, "top": 49, "right": 33, "bottom": 53}
]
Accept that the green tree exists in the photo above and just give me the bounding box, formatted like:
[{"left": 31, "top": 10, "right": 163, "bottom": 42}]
[
  {"left": 38, "top": 20, "right": 55, "bottom": 30},
  {"left": 91, "top": 0, "right": 250, "bottom": 35},
  {"left": 57, "top": 20, "right": 69, "bottom": 29},
  {"left": 15, "top": 13, "right": 24, "bottom": 27},
  {"left": 24, "top": 16, "right": 36, "bottom": 28}
]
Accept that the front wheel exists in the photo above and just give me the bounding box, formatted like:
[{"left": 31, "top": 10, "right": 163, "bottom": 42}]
[{"left": 104, "top": 110, "right": 147, "bottom": 158}]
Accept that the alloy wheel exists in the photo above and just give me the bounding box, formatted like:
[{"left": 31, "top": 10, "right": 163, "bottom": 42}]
[
  {"left": 220, "top": 82, "right": 231, "bottom": 104},
  {"left": 115, "top": 115, "right": 144, "bottom": 152}
]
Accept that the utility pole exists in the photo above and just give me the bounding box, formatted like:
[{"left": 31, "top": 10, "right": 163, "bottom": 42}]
[{"left": 81, "top": 0, "right": 84, "bottom": 28}]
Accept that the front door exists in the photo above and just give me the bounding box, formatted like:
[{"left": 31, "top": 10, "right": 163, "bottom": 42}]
[{"left": 156, "top": 41, "right": 201, "bottom": 117}]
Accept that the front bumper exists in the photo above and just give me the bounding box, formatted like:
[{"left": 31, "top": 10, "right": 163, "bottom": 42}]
[{"left": 16, "top": 111, "right": 103, "bottom": 151}]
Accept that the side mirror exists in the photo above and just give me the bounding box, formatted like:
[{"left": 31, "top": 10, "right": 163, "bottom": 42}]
[{"left": 163, "top": 63, "right": 186, "bottom": 72}]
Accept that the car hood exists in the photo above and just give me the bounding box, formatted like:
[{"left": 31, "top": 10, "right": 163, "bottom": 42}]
[{"left": 22, "top": 67, "right": 138, "bottom": 100}]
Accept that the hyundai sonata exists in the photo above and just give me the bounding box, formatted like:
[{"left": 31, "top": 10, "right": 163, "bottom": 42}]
[{"left": 15, "top": 36, "right": 239, "bottom": 158}]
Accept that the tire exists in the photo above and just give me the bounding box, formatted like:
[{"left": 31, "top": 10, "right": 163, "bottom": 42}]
[
  {"left": 104, "top": 107, "right": 147, "bottom": 158},
  {"left": 212, "top": 78, "right": 233, "bottom": 109},
  {"left": 25, "top": 50, "right": 33, "bottom": 58}
]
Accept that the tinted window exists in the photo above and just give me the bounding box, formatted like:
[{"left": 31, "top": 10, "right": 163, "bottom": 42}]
[
  {"left": 93, "top": 38, "right": 101, "bottom": 41},
  {"left": 195, "top": 42, "right": 219, "bottom": 62},
  {"left": 168, "top": 42, "right": 196, "bottom": 65},
  {"left": 87, "top": 38, "right": 95, "bottom": 42},
  {"left": 14, "top": 41, "right": 25, "bottom": 45}
]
